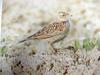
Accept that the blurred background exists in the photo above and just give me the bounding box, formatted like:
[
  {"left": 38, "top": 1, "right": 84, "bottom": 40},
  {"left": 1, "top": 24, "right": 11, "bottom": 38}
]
[
  {"left": 1, "top": 0, "right": 100, "bottom": 46},
  {"left": 0, "top": 0, "right": 2, "bottom": 40},
  {"left": 0, "top": 0, "right": 100, "bottom": 75}
]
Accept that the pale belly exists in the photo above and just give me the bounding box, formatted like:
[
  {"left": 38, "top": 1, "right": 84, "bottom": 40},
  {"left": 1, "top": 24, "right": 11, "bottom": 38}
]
[{"left": 45, "top": 33, "right": 66, "bottom": 44}]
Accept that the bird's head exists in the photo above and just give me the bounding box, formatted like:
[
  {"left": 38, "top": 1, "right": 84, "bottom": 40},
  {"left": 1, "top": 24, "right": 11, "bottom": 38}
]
[{"left": 58, "top": 11, "right": 72, "bottom": 21}]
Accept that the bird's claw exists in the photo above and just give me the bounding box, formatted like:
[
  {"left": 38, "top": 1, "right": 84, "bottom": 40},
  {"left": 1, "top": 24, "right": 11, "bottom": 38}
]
[{"left": 53, "top": 48, "right": 60, "bottom": 54}]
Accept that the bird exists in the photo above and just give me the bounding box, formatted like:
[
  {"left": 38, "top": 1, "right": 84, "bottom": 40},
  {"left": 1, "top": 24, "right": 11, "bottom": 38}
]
[{"left": 19, "top": 11, "right": 71, "bottom": 52}]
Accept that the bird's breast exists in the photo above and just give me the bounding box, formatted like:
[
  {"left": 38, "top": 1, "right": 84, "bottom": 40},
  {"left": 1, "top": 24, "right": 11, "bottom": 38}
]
[{"left": 57, "top": 21, "right": 69, "bottom": 32}]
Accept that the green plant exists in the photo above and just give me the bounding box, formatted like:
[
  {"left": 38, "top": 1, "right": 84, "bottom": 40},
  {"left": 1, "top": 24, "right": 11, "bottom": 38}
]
[
  {"left": 74, "top": 40, "right": 81, "bottom": 50},
  {"left": 0, "top": 46, "right": 7, "bottom": 56},
  {"left": 83, "top": 38, "right": 95, "bottom": 51},
  {"left": 96, "top": 38, "right": 100, "bottom": 48}
]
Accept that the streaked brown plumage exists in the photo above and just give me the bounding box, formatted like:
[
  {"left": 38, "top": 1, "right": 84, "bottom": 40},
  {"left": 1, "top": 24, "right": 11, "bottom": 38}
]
[{"left": 19, "top": 12, "right": 71, "bottom": 52}]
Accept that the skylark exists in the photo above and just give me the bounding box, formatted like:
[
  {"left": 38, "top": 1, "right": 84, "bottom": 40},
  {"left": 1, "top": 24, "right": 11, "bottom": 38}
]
[{"left": 19, "top": 11, "right": 71, "bottom": 52}]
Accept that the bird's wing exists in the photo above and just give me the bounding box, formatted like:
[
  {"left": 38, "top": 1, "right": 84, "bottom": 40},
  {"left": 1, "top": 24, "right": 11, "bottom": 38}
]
[
  {"left": 31, "top": 21, "right": 66, "bottom": 39},
  {"left": 18, "top": 21, "right": 67, "bottom": 43}
]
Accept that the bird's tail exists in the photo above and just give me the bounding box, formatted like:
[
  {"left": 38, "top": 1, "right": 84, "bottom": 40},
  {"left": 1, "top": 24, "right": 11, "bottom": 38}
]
[
  {"left": 18, "top": 34, "right": 34, "bottom": 43},
  {"left": 18, "top": 38, "right": 29, "bottom": 43}
]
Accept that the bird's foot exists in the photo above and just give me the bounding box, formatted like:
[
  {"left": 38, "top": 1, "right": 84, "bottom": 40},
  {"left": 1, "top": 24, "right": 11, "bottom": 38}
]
[
  {"left": 64, "top": 46, "right": 75, "bottom": 50},
  {"left": 52, "top": 48, "right": 60, "bottom": 54}
]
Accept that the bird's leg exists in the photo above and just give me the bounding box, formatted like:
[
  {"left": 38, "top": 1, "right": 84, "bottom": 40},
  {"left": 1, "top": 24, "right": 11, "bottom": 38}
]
[
  {"left": 50, "top": 42, "right": 59, "bottom": 53},
  {"left": 48, "top": 41, "right": 59, "bottom": 54},
  {"left": 48, "top": 35, "right": 66, "bottom": 53}
]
